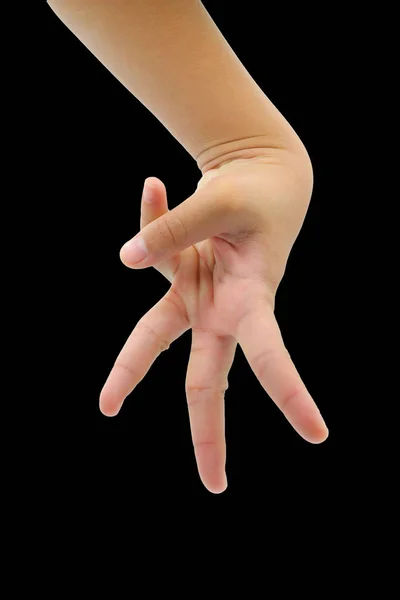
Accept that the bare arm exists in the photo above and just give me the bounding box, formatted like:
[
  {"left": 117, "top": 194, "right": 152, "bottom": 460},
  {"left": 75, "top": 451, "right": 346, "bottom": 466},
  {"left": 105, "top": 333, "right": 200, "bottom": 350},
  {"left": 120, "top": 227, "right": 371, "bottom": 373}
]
[
  {"left": 47, "top": 0, "right": 307, "bottom": 173},
  {"left": 48, "top": 0, "right": 327, "bottom": 494}
]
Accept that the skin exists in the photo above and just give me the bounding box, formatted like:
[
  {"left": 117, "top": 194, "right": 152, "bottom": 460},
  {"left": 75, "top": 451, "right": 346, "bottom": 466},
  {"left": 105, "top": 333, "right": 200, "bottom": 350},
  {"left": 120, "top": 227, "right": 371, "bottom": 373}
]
[
  {"left": 47, "top": 0, "right": 329, "bottom": 493},
  {"left": 100, "top": 149, "right": 328, "bottom": 494}
]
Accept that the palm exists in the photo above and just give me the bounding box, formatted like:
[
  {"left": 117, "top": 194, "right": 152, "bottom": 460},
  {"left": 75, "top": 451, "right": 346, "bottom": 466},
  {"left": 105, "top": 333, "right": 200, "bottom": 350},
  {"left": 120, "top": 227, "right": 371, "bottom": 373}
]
[
  {"left": 100, "top": 158, "right": 328, "bottom": 493},
  {"left": 171, "top": 232, "right": 269, "bottom": 334}
]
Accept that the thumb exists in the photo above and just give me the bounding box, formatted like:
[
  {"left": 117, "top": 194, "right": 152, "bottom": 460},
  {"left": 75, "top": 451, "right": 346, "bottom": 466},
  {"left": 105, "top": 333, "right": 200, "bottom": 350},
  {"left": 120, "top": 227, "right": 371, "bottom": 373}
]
[{"left": 120, "top": 177, "right": 236, "bottom": 269}]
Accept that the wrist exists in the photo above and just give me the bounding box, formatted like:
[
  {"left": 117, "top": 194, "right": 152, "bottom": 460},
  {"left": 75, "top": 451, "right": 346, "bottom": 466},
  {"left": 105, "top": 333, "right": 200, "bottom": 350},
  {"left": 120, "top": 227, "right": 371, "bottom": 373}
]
[
  {"left": 197, "top": 136, "right": 314, "bottom": 202},
  {"left": 197, "top": 131, "right": 311, "bottom": 176}
]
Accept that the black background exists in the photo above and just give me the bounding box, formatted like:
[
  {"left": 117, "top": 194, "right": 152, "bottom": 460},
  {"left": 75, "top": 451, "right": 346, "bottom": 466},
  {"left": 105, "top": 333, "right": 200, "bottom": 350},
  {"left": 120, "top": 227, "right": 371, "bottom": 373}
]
[{"left": 39, "top": 1, "right": 350, "bottom": 503}]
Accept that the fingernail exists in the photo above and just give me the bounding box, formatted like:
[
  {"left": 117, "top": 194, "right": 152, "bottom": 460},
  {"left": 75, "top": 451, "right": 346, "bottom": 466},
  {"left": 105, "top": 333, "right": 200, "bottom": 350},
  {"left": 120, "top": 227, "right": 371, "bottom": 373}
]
[
  {"left": 142, "top": 179, "right": 153, "bottom": 203},
  {"left": 122, "top": 236, "right": 148, "bottom": 264}
]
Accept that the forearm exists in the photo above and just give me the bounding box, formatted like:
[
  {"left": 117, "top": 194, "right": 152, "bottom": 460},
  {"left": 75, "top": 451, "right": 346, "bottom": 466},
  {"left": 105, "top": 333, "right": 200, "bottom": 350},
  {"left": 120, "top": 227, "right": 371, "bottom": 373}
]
[{"left": 47, "top": 0, "right": 308, "bottom": 173}]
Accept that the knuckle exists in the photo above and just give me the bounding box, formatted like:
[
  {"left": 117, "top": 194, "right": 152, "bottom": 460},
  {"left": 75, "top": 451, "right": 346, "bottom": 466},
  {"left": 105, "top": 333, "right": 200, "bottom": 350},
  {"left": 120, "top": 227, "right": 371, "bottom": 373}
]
[
  {"left": 252, "top": 347, "right": 277, "bottom": 381},
  {"left": 157, "top": 212, "right": 188, "bottom": 247},
  {"left": 113, "top": 362, "right": 136, "bottom": 377},
  {"left": 252, "top": 343, "right": 291, "bottom": 388},
  {"left": 164, "top": 287, "right": 187, "bottom": 317},
  {"left": 279, "top": 387, "right": 301, "bottom": 413},
  {"left": 193, "top": 439, "right": 217, "bottom": 450},
  {"left": 185, "top": 385, "right": 227, "bottom": 407},
  {"left": 136, "top": 320, "right": 170, "bottom": 353}
]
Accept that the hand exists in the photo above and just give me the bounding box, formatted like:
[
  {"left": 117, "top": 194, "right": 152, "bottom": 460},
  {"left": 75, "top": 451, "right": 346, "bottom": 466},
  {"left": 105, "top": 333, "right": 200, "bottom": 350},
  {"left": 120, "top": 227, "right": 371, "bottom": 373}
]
[{"left": 99, "top": 148, "right": 328, "bottom": 494}]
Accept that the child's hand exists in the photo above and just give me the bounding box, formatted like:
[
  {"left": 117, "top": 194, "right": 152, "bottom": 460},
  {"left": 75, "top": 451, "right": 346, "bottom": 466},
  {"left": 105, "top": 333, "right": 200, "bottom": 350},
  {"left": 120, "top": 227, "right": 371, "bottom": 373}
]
[{"left": 100, "top": 149, "right": 328, "bottom": 493}]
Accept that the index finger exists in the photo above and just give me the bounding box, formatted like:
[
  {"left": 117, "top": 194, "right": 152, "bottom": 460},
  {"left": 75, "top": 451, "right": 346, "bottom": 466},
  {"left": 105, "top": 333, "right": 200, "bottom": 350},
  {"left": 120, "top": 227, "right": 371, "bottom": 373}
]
[{"left": 100, "top": 287, "right": 190, "bottom": 416}]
